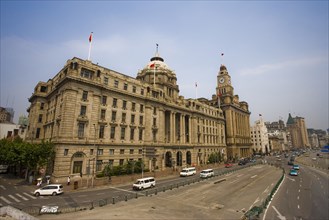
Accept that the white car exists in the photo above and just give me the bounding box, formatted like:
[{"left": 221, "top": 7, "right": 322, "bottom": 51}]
[
  {"left": 34, "top": 184, "right": 64, "bottom": 197},
  {"left": 200, "top": 169, "right": 214, "bottom": 178}
]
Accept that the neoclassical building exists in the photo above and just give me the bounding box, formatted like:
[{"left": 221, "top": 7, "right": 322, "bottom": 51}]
[
  {"left": 216, "top": 65, "right": 252, "bottom": 160},
  {"left": 27, "top": 53, "right": 231, "bottom": 181},
  {"left": 286, "top": 113, "right": 310, "bottom": 148}
]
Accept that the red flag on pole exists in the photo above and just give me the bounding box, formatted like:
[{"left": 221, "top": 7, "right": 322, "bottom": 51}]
[
  {"left": 89, "top": 33, "right": 93, "bottom": 42},
  {"left": 150, "top": 63, "right": 155, "bottom": 68}
]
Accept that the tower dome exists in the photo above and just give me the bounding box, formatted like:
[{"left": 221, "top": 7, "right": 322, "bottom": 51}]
[{"left": 144, "top": 52, "right": 170, "bottom": 70}]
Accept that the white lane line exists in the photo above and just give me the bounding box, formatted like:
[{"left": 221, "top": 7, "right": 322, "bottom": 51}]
[
  {"left": 229, "top": 179, "right": 239, "bottom": 184},
  {"left": 297, "top": 196, "right": 299, "bottom": 200},
  {"left": 272, "top": 206, "right": 287, "bottom": 220},
  {"left": 23, "top": 192, "right": 36, "bottom": 199},
  {"left": 0, "top": 185, "right": 6, "bottom": 190},
  {"left": 236, "top": 174, "right": 244, "bottom": 177},
  {"left": 0, "top": 196, "right": 12, "bottom": 204},
  {"left": 16, "top": 193, "right": 29, "bottom": 201},
  {"left": 298, "top": 205, "right": 300, "bottom": 209},
  {"left": 8, "top": 195, "right": 20, "bottom": 202},
  {"left": 251, "top": 175, "right": 257, "bottom": 179},
  {"left": 263, "top": 186, "right": 270, "bottom": 194}
]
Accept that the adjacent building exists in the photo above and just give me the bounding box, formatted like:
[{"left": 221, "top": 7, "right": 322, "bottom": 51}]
[
  {"left": 26, "top": 52, "right": 252, "bottom": 182},
  {"left": 250, "top": 116, "right": 269, "bottom": 154},
  {"left": 286, "top": 113, "right": 310, "bottom": 148}
]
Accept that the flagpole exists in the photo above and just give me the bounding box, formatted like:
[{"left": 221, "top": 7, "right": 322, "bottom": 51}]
[
  {"left": 88, "top": 32, "right": 93, "bottom": 61},
  {"left": 153, "top": 66, "right": 156, "bottom": 87},
  {"left": 195, "top": 82, "right": 198, "bottom": 99}
]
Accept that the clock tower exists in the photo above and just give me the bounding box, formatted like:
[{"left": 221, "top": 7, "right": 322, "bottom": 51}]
[{"left": 215, "top": 64, "right": 252, "bottom": 161}]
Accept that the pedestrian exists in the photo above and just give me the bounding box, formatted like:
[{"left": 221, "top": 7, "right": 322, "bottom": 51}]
[
  {"left": 47, "top": 178, "right": 50, "bottom": 185},
  {"left": 67, "top": 176, "right": 71, "bottom": 185}
]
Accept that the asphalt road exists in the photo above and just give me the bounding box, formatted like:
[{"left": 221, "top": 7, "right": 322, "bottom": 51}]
[
  {"left": 39, "top": 164, "right": 282, "bottom": 219},
  {"left": 262, "top": 153, "right": 329, "bottom": 220}
]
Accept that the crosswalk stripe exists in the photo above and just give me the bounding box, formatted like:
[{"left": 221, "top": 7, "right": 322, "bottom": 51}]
[
  {"left": 0, "top": 185, "right": 6, "bottom": 190},
  {"left": 16, "top": 193, "right": 28, "bottom": 201},
  {"left": 0, "top": 196, "right": 12, "bottom": 204},
  {"left": 23, "top": 192, "right": 36, "bottom": 199},
  {"left": 8, "top": 195, "right": 20, "bottom": 202}
]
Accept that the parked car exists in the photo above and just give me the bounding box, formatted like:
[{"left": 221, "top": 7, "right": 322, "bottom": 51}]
[
  {"left": 225, "top": 163, "right": 233, "bottom": 168},
  {"left": 200, "top": 169, "right": 214, "bottom": 178},
  {"left": 238, "top": 160, "right": 246, "bottom": 165},
  {"left": 289, "top": 169, "right": 298, "bottom": 176},
  {"left": 288, "top": 161, "right": 294, "bottom": 165},
  {"left": 34, "top": 184, "right": 64, "bottom": 197}
]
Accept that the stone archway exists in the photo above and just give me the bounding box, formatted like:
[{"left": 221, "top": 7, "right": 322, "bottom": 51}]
[
  {"left": 71, "top": 151, "right": 86, "bottom": 175},
  {"left": 165, "top": 151, "right": 173, "bottom": 167}
]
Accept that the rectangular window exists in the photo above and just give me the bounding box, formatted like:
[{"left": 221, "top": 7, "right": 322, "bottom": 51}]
[
  {"left": 38, "top": 114, "right": 43, "bottom": 123},
  {"left": 120, "top": 127, "right": 125, "bottom": 140},
  {"left": 139, "top": 149, "right": 143, "bottom": 154},
  {"left": 110, "top": 126, "right": 115, "bottom": 139},
  {"left": 122, "top": 100, "right": 127, "bottom": 109},
  {"left": 130, "top": 128, "right": 134, "bottom": 140},
  {"left": 100, "top": 109, "right": 106, "bottom": 120},
  {"left": 111, "top": 111, "right": 116, "bottom": 121},
  {"left": 40, "top": 103, "right": 45, "bottom": 110},
  {"left": 123, "top": 83, "right": 128, "bottom": 90},
  {"left": 97, "top": 149, "right": 103, "bottom": 155},
  {"left": 139, "top": 128, "right": 143, "bottom": 141},
  {"left": 99, "top": 125, "right": 105, "bottom": 138},
  {"left": 78, "top": 123, "right": 84, "bottom": 138},
  {"left": 96, "top": 160, "right": 102, "bottom": 172},
  {"left": 132, "top": 102, "right": 136, "bottom": 111},
  {"left": 130, "top": 149, "right": 134, "bottom": 154},
  {"left": 141, "top": 88, "right": 144, "bottom": 95},
  {"left": 80, "top": 68, "right": 94, "bottom": 79},
  {"left": 153, "top": 107, "right": 157, "bottom": 115},
  {"left": 120, "top": 149, "right": 125, "bottom": 154},
  {"left": 131, "top": 115, "right": 135, "bottom": 124},
  {"left": 80, "top": 106, "right": 87, "bottom": 116},
  {"left": 109, "top": 149, "right": 114, "bottom": 155},
  {"left": 90, "top": 149, "right": 94, "bottom": 155},
  {"left": 114, "top": 80, "right": 119, "bottom": 88},
  {"left": 112, "top": 98, "right": 117, "bottom": 108},
  {"left": 132, "top": 86, "right": 136, "bottom": 93},
  {"left": 153, "top": 130, "right": 157, "bottom": 142},
  {"left": 153, "top": 118, "right": 156, "bottom": 126},
  {"left": 82, "top": 91, "right": 88, "bottom": 100},
  {"left": 109, "top": 159, "right": 114, "bottom": 168},
  {"left": 140, "top": 104, "right": 144, "bottom": 113},
  {"left": 104, "top": 76, "right": 109, "bottom": 85},
  {"left": 64, "top": 149, "right": 69, "bottom": 156},
  {"left": 122, "top": 113, "right": 126, "bottom": 123},
  {"left": 119, "top": 159, "right": 124, "bottom": 166},
  {"left": 139, "top": 116, "right": 143, "bottom": 125},
  {"left": 101, "top": 96, "right": 107, "bottom": 105}
]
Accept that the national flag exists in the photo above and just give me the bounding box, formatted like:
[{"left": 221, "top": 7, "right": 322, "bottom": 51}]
[
  {"left": 195, "top": 82, "right": 197, "bottom": 87},
  {"left": 150, "top": 63, "right": 155, "bottom": 68},
  {"left": 259, "top": 114, "right": 262, "bottom": 116},
  {"left": 221, "top": 53, "right": 224, "bottom": 56},
  {"left": 89, "top": 33, "right": 93, "bottom": 42}
]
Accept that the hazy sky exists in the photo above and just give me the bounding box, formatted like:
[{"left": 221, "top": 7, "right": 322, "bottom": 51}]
[{"left": 1, "top": 1, "right": 328, "bottom": 130}]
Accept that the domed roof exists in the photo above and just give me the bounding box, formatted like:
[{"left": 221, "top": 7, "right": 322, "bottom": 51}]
[
  {"left": 145, "top": 52, "right": 170, "bottom": 70},
  {"left": 220, "top": 65, "right": 227, "bottom": 71}
]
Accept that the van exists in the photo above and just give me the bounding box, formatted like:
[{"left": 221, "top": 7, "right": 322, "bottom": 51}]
[
  {"left": 180, "top": 167, "right": 196, "bottom": 177},
  {"left": 200, "top": 169, "right": 214, "bottom": 178},
  {"left": 34, "top": 184, "right": 64, "bottom": 197},
  {"left": 132, "top": 177, "right": 155, "bottom": 190}
]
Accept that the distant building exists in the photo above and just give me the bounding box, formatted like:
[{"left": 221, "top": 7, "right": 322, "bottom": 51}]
[
  {"left": 18, "top": 115, "right": 29, "bottom": 126},
  {"left": 265, "top": 120, "right": 285, "bottom": 132},
  {"left": 5, "top": 107, "right": 14, "bottom": 123},
  {"left": 250, "top": 116, "right": 269, "bottom": 154},
  {"left": 0, "top": 107, "right": 11, "bottom": 123},
  {"left": 286, "top": 113, "right": 310, "bottom": 148},
  {"left": 307, "top": 128, "right": 328, "bottom": 148}
]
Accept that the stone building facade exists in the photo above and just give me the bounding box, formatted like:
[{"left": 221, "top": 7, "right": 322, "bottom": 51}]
[
  {"left": 27, "top": 54, "right": 230, "bottom": 181},
  {"left": 250, "top": 116, "right": 269, "bottom": 154},
  {"left": 286, "top": 113, "right": 310, "bottom": 148},
  {"left": 215, "top": 65, "right": 252, "bottom": 160}
]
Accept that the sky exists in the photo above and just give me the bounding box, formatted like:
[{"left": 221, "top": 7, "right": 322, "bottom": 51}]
[{"left": 1, "top": 1, "right": 328, "bottom": 131}]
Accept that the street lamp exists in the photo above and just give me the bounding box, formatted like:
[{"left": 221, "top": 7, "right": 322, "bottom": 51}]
[{"left": 93, "top": 124, "right": 97, "bottom": 188}]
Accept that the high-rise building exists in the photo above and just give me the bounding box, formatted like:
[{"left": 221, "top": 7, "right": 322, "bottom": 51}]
[
  {"left": 250, "top": 116, "right": 269, "bottom": 154},
  {"left": 286, "top": 113, "right": 310, "bottom": 148},
  {"left": 27, "top": 54, "right": 230, "bottom": 182}
]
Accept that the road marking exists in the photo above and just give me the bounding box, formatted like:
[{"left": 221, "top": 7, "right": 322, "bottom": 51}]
[
  {"left": 297, "top": 196, "right": 299, "bottom": 200},
  {"left": 8, "top": 195, "right": 20, "bottom": 202},
  {"left": 272, "top": 206, "right": 286, "bottom": 220},
  {"left": 229, "top": 179, "right": 239, "bottom": 184},
  {"left": 298, "top": 189, "right": 301, "bottom": 193},
  {"left": 0, "top": 196, "right": 12, "bottom": 204},
  {"left": 298, "top": 205, "right": 300, "bottom": 209},
  {"left": 23, "top": 192, "right": 36, "bottom": 199},
  {"left": 251, "top": 175, "right": 257, "bottom": 179},
  {"left": 236, "top": 174, "right": 244, "bottom": 177},
  {"left": 16, "top": 193, "right": 28, "bottom": 201},
  {"left": 263, "top": 186, "right": 269, "bottom": 194},
  {"left": 0, "top": 185, "right": 6, "bottom": 190},
  {"left": 286, "top": 177, "right": 295, "bottom": 182},
  {"left": 107, "top": 186, "right": 137, "bottom": 194}
]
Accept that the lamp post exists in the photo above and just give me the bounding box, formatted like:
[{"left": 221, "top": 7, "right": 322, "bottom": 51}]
[{"left": 93, "top": 124, "right": 97, "bottom": 188}]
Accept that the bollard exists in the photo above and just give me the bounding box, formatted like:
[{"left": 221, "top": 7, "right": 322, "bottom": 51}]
[
  {"left": 170, "top": 185, "right": 173, "bottom": 190},
  {"left": 125, "top": 195, "right": 128, "bottom": 201},
  {"left": 177, "top": 183, "right": 179, "bottom": 188},
  {"left": 146, "top": 191, "right": 148, "bottom": 196},
  {"left": 135, "top": 193, "right": 138, "bottom": 199},
  {"left": 112, "top": 197, "right": 115, "bottom": 204},
  {"left": 163, "top": 186, "right": 165, "bottom": 192},
  {"left": 155, "top": 189, "right": 157, "bottom": 195}
]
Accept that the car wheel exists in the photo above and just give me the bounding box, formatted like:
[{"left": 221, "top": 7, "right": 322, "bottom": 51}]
[
  {"left": 52, "top": 192, "right": 57, "bottom": 196},
  {"left": 35, "top": 192, "right": 40, "bottom": 197}
]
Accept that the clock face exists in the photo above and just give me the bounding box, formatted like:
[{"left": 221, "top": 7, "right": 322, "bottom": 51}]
[{"left": 219, "top": 77, "right": 225, "bottom": 84}]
